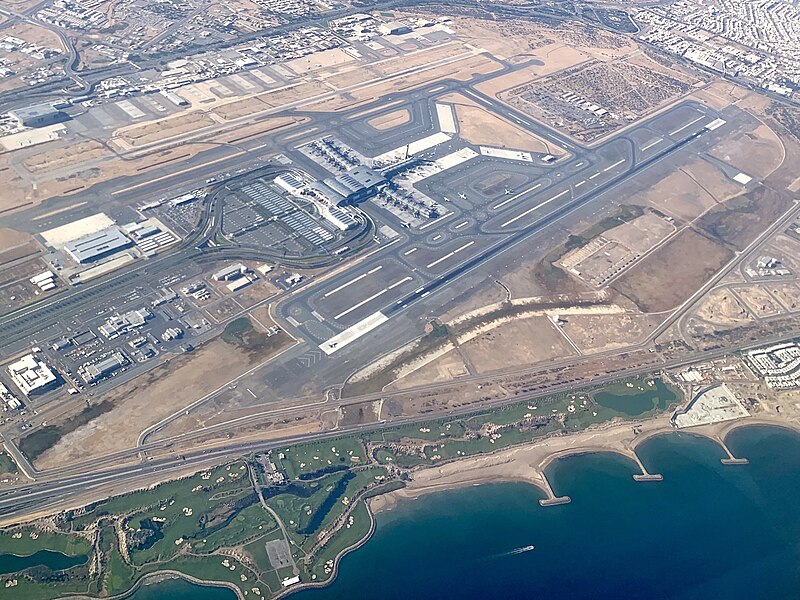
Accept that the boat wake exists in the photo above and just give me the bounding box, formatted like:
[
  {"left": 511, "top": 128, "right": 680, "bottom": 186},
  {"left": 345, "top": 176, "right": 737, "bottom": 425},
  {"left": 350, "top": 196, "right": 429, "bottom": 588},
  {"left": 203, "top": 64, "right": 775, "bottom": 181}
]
[{"left": 483, "top": 545, "right": 535, "bottom": 561}]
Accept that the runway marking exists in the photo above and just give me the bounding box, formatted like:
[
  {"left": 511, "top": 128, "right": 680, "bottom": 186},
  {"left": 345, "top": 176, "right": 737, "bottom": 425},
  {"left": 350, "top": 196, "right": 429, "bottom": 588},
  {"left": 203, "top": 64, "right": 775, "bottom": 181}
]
[
  {"left": 454, "top": 220, "right": 469, "bottom": 229},
  {"left": 323, "top": 266, "right": 382, "bottom": 298},
  {"left": 403, "top": 247, "right": 417, "bottom": 256},
  {"left": 334, "top": 277, "right": 412, "bottom": 320},
  {"left": 388, "top": 276, "right": 413, "bottom": 290},
  {"left": 575, "top": 180, "right": 586, "bottom": 188},
  {"left": 500, "top": 189, "right": 570, "bottom": 229},
  {"left": 575, "top": 161, "right": 585, "bottom": 168},
  {"left": 419, "top": 212, "right": 452, "bottom": 231},
  {"left": 641, "top": 137, "right": 664, "bottom": 151},
  {"left": 589, "top": 172, "right": 601, "bottom": 180},
  {"left": 603, "top": 159, "right": 625, "bottom": 172},
  {"left": 320, "top": 311, "right": 388, "bottom": 355},
  {"left": 492, "top": 183, "right": 541, "bottom": 210},
  {"left": 312, "top": 311, "right": 325, "bottom": 322},
  {"left": 432, "top": 234, "right": 442, "bottom": 241},
  {"left": 426, "top": 240, "right": 475, "bottom": 269},
  {"left": 669, "top": 115, "right": 704, "bottom": 137},
  {"left": 247, "top": 388, "right": 257, "bottom": 398},
  {"left": 31, "top": 201, "right": 88, "bottom": 221}
]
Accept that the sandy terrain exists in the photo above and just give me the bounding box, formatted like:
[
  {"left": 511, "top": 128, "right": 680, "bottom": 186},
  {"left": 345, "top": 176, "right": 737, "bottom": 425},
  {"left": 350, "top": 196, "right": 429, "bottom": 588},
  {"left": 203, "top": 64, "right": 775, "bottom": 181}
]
[
  {"left": 115, "top": 111, "right": 217, "bottom": 147},
  {"left": 0, "top": 228, "right": 35, "bottom": 254},
  {"left": 561, "top": 313, "right": 658, "bottom": 353},
  {"left": 452, "top": 101, "right": 561, "bottom": 154},
  {"left": 285, "top": 48, "right": 356, "bottom": 74},
  {"left": 458, "top": 315, "right": 575, "bottom": 373},
  {"left": 475, "top": 46, "right": 592, "bottom": 100},
  {"left": 325, "top": 67, "right": 380, "bottom": 90},
  {"left": 3, "top": 21, "right": 64, "bottom": 51},
  {"left": 33, "top": 336, "right": 283, "bottom": 468},
  {"left": 634, "top": 158, "right": 740, "bottom": 222},
  {"left": 370, "top": 414, "right": 800, "bottom": 515},
  {"left": 448, "top": 14, "right": 634, "bottom": 65},
  {"left": 367, "top": 109, "right": 411, "bottom": 131},
  {"left": 691, "top": 81, "right": 752, "bottom": 111},
  {"left": 708, "top": 123, "right": 785, "bottom": 179},
  {"left": 374, "top": 43, "right": 469, "bottom": 76},
  {"left": 21, "top": 140, "right": 112, "bottom": 174},
  {"left": 764, "top": 282, "right": 800, "bottom": 312},
  {"left": 734, "top": 285, "right": 785, "bottom": 318},
  {"left": 389, "top": 349, "right": 469, "bottom": 390},
  {"left": 694, "top": 289, "right": 753, "bottom": 325},
  {"left": 216, "top": 116, "right": 305, "bottom": 145},
  {"left": 611, "top": 228, "right": 733, "bottom": 313}
]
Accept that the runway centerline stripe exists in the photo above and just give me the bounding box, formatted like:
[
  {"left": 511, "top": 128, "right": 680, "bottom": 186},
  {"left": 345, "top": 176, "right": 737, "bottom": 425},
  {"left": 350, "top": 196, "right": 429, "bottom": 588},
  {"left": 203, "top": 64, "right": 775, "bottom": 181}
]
[
  {"left": 403, "top": 247, "right": 417, "bottom": 255},
  {"left": 323, "top": 266, "right": 382, "bottom": 298},
  {"left": 333, "top": 276, "right": 412, "bottom": 320},
  {"left": 669, "top": 115, "right": 704, "bottom": 136},
  {"left": 426, "top": 240, "right": 476, "bottom": 269},
  {"left": 575, "top": 180, "right": 586, "bottom": 188},
  {"left": 501, "top": 189, "right": 570, "bottom": 229},
  {"left": 492, "top": 183, "right": 541, "bottom": 210},
  {"left": 589, "top": 172, "right": 601, "bottom": 180},
  {"left": 603, "top": 159, "right": 625, "bottom": 172},
  {"left": 641, "top": 137, "right": 664, "bottom": 151}
]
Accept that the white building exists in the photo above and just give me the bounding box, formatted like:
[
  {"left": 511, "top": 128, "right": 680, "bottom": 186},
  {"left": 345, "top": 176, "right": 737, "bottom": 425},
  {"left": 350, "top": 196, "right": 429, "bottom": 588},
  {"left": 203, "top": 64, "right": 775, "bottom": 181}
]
[{"left": 7, "top": 353, "right": 58, "bottom": 396}]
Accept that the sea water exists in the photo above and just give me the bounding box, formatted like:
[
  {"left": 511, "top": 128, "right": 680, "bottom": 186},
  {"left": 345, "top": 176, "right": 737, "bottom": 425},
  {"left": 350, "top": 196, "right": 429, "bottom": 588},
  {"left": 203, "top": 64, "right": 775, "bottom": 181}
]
[{"left": 132, "top": 426, "right": 800, "bottom": 600}]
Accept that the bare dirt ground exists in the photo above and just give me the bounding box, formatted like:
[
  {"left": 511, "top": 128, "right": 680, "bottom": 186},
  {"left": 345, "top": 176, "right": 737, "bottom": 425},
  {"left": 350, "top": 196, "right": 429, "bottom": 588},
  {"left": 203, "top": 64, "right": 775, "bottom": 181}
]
[
  {"left": 367, "top": 109, "right": 411, "bottom": 131},
  {"left": 764, "top": 282, "right": 800, "bottom": 312},
  {"left": 458, "top": 315, "right": 576, "bottom": 373},
  {"left": 21, "top": 140, "right": 112, "bottom": 174},
  {"left": 561, "top": 313, "right": 659, "bottom": 353},
  {"left": 0, "top": 228, "right": 35, "bottom": 255},
  {"left": 3, "top": 21, "right": 64, "bottom": 50},
  {"left": 451, "top": 100, "right": 561, "bottom": 154},
  {"left": 115, "top": 112, "right": 216, "bottom": 147},
  {"left": 215, "top": 116, "right": 305, "bottom": 145},
  {"left": 285, "top": 48, "right": 356, "bottom": 74},
  {"left": 389, "top": 349, "right": 469, "bottom": 390},
  {"left": 373, "top": 43, "right": 469, "bottom": 76},
  {"left": 449, "top": 15, "right": 633, "bottom": 65},
  {"left": 632, "top": 158, "right": 741, "bottom": 222},
  {"left": 698, "top": 185, "right": 792, "bottom": 252},
  {"left": 691, "top": 81, "right": 751, "bottom": 111},
  {"left": 708, "top": 123, "right": 785, "bottom": 179},
  {"left": 694, "top": 289, "right": 754, "bottom": 325},
  {"left": 212, "top": 81, "right": 329, "bottom": 120},
  {"left": 475, "top": 46, "right": 592, "bottom": 99},
  {"left": 734, "top": 285, "right": 785, "bottom": 318},
  {"left": 325, "top": 67, "right": 380, "bottom": 90},
  {"left": 33, "top": 331, "right": 291, "bottom": 468},
  {"left": 611, "top": 228, "right": 733, "bottom": 313}
]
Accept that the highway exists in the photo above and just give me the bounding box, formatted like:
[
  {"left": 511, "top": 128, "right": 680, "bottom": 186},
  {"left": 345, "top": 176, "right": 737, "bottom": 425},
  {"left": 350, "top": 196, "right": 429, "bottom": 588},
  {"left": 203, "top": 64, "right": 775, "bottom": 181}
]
[
  {"left": 0, "top": 34, "right": 784, "bottom": 531},
  {"left": 4, "top": 320, "right": 800, "bottom": 524}
]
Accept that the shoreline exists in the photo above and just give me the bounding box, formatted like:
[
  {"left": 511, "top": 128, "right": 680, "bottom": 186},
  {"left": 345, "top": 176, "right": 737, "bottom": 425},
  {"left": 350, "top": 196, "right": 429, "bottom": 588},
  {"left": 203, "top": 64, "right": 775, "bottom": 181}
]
[
  {"left": 368, "top": 416, "right": 800, "bottom": 515},
  {"left": 56, "top": 417, "right": 800, "bottom": 600}
]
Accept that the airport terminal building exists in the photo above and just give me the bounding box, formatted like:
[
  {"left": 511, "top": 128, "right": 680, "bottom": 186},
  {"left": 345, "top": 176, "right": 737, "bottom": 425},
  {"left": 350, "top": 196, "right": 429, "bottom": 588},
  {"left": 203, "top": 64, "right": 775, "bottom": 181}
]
[
  {"left": 314, "top": 167, "right": 384, "bottom": 206},
  {"left": 64, "top": 227, "right": 133, "bottom": 264}
]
